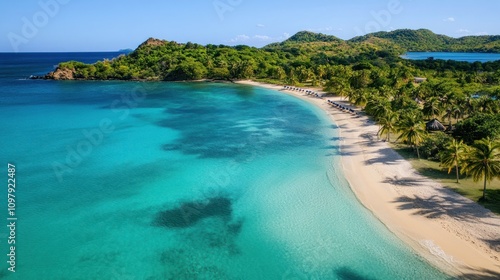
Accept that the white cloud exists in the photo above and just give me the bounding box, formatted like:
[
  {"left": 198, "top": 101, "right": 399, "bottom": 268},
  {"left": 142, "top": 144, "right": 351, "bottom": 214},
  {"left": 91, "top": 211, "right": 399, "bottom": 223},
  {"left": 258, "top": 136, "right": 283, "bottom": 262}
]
[
  {"left": 228, "top": 35, "right": 250, "bottom": 43},
  {"left": 305, "top": 26, "right": 343, "bottom": 33},
  {"left": 254, "top": 35, "right": 271, "bottom": 40},
  {"left": 308, "top": 27, "right": 333, "bottom": 32},
  {"left": 256, "top": 24, "right": 265, "bottom": 28},
  {"left": 443, "top": 17, "right": 455, "bottom": 22},
  {"left": 457, "top": 29, "right": 470, "bottom": 34},
  {"left": 475, "top": 31, "right": 489, "bottom": 36},
  {"left": 227, "top": 33, "right": 291, "bottom": 45}
]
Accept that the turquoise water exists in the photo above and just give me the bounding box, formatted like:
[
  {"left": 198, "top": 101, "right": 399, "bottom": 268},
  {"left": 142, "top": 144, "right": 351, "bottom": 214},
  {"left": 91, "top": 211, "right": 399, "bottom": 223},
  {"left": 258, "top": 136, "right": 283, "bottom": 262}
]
[
  {"left": 0, "top": 53, "right": 449, "bottom": 279},
  {"left": 402, "top": 52, "right": 500, "bottom": 62}
]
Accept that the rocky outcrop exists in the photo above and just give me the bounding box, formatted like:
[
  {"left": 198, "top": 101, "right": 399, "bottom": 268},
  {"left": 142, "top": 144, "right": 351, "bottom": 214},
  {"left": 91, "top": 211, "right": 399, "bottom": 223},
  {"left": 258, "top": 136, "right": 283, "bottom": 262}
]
[
  {"left": 138, "top": 37, "right": 166, "bottom": 48},
  {"left": 45, "top": 67, "right": 75, "bottom": 80}
]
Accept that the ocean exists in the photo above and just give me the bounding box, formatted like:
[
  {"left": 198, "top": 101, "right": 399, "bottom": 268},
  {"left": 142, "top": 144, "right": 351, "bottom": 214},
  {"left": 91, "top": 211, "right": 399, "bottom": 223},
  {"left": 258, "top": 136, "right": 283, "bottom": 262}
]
[{"left": 0, "top": 53, "right": 448, "bottom": 279}]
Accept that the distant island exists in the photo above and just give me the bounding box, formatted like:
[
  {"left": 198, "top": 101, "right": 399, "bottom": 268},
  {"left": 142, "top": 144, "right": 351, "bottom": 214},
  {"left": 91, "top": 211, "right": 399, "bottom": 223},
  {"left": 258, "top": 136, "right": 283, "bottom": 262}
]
[{"left": 118, "top": 48, "right": 134, "bottom": 53}]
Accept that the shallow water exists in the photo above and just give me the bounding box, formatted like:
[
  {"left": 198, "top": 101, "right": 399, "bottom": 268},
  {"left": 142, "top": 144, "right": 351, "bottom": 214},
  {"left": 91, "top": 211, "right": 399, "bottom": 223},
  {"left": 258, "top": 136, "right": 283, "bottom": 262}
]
[{"left": 0, "top": 53, "right": 448, "bottom": 279}]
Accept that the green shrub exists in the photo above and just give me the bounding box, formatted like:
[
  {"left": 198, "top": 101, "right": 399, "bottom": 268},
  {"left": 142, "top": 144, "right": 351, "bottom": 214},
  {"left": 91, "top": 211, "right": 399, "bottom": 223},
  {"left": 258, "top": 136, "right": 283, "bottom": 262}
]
[{"left": 420, "top": 132, "right": 453, "bottom": 160}]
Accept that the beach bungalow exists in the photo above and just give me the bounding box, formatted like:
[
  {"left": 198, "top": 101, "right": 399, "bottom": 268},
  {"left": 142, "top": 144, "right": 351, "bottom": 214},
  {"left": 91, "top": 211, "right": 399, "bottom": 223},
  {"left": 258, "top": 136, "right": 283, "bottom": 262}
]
[
  {"left": 426, "top": 118, "right": 446, "bottom": 132},
  {"left": 414, "top": 77, "right": 427, "bottom": 83}
]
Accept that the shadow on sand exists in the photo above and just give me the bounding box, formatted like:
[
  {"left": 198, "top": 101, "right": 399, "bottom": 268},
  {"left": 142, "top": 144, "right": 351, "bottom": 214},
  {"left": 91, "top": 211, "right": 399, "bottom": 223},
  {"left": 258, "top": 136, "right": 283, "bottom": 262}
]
[
  {"left": 454, "top": 269, "right": 500, "bottom": 280},
  {"left": 392, "top": 187, "right": 496, "bottom": 223},
  {"left": 365, "top": 148, "right": 405, "bottom": 165}
]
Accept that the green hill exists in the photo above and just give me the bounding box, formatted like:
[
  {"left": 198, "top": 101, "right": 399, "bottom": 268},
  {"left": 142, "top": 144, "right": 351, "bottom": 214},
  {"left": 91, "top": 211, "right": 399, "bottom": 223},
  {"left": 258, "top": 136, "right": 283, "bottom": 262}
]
[
  {"left": 350, "top": 29, "right": 500, "bottom": 53},
  {"left": 264, "top": 31, "right": 345, "bottom": 50},
  {"left": 284, "top": 31, "right": 343, "bottom": 43}
]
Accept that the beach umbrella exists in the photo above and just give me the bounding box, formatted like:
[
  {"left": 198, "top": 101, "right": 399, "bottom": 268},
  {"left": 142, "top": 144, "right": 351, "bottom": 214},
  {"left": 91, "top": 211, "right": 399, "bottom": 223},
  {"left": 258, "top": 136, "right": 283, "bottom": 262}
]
[{"left": 426, "top": 118, "right": 446, "bottom": 132}]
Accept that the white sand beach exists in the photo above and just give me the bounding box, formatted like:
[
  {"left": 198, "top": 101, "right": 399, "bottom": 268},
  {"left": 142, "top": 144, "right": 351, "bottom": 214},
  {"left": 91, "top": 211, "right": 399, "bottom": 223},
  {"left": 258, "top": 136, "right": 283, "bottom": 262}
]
[{"left": 236, "top": 80, "right": 500, "bottom": 277}]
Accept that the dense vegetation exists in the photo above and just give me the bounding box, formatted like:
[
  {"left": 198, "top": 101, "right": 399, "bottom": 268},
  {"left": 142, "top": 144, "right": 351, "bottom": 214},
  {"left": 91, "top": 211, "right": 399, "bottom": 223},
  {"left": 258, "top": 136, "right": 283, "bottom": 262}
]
[
  {"left": 50, "top": 29, "right": 500, "bottom": 82},
  {"left": 351, "top": 29, "right": 500, "bottom": 53},
  {"left": 281, "top": 31, "right": 343, "bottom": 43},
  {"left": 48, "top": 29, "right": 500, "bottom": 206}
]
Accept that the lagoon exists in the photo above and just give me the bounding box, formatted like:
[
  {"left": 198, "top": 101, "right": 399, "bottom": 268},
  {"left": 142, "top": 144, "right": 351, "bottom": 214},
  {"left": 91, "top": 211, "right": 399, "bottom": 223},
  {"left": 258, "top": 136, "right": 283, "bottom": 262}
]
[{"left": 402, "top": 52, "right": 500, "bottom": 63}]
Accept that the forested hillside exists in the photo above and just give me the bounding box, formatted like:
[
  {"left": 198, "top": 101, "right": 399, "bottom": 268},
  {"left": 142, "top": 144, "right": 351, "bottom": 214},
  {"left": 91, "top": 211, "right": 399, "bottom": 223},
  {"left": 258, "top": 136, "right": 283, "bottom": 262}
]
[
  {"left": 350, "top": 29, "right": 500, "bottom": 53},
  {"left": 46, "top": 29, "right": 500, "bottom": 82}
]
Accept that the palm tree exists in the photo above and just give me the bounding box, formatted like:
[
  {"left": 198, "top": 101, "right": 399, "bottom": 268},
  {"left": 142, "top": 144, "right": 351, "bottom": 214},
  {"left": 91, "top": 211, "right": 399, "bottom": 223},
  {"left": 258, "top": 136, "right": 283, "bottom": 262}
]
[
  {"left": 462, "top": 138, "right": 500, "bottom": 200},
  {"left": 476, "top": 96, "right": 499, "bottom": 114},
  {"left": 462, "top": 96, "right": 476, "bottom": 118},
  {"left": 442, "top": 108, "right": 453, "bottom": 127},
  {"left": 397, "top": 67, "right": 414, "bottom": 83},
  {"left": 451, "top": 103, "right": 463, "bottom": 122},
  {"left": 349, "top": 70, "right": 371, "bottom": 90},
  {"left": 324, "top": 77, "right": 351, "bottom": 100},
  {"left": 315, "top": 65, "right": 327, "bottom": 82},
  {"left": 378, "top": 110, "right": 398, "bottom": 142},
  {"left": 440, "top": 139, "right": 468, "bottom": 183},
  {"left": 350, "top": 89, "right": 369, "bottom": 108},
  {"left": 286, "top": 69, "right": 299, "bottom": 86},
  {"left": 365, "top": 97, "right": 391, "bottom": 121},
  {"left": 274, "top": 66, "right": 286, "bottom": 82},
  {"left": 440, "top": 93, "right": 457, "bottom": 127},
  {"left": 471, "top": 72, "right": 486, "bottom": 84},
  {"left": 379, "top": 85, "right": 396, "bottom": 99},
  {"left": 422, "top": 97, "right": 442, "bottom": 120},
  {"left": 397, "top": 112, "right": 427, "bottom": 159},
  {"left": 413, "top": 83, "right": 430, "bottom": 101}
]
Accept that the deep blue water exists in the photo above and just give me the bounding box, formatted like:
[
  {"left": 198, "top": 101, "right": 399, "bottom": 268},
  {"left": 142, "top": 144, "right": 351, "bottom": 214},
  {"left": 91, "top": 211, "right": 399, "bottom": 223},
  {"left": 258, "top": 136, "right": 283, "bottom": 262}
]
[
  {"left": 0, "top": 52, "right": 127, "bottom": 79},
  {"left": 402, "top": 52, "right": 500, "bottom": 63},
  {"left": 0, "top": 53, "right": 449, "bottom": 279}
]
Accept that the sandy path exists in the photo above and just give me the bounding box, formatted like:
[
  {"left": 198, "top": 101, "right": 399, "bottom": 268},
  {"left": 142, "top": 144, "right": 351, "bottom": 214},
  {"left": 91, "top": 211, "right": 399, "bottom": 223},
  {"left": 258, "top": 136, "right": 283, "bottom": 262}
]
[{"left": 236, "top": 80, "right": 500, "bottom": 278}]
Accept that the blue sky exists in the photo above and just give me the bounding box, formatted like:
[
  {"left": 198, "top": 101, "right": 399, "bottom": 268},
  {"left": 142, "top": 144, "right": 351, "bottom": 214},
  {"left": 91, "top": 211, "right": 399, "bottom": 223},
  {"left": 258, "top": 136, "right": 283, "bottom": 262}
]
[{"left": 1, "top": 0, "right": 499, "bottom": 52}]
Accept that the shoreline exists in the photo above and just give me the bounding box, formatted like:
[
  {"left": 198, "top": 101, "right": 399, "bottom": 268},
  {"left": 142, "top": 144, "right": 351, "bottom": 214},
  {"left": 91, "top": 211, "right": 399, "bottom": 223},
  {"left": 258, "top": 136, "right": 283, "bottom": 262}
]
[{"left": 236, "top": 80, "right": 500, "bottom": 277}]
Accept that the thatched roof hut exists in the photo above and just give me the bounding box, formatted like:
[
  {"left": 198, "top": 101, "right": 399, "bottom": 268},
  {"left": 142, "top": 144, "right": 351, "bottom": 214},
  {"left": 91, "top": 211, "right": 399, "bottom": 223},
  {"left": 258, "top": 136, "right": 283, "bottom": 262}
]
[{"left": 426, "top": 119, "right": 446, "bottom": 132}]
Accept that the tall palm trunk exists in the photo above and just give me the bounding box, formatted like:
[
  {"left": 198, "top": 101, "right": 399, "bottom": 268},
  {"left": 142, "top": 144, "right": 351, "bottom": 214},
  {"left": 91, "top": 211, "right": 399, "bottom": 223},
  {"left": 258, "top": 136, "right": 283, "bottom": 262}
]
[
  {"left": 482, "top": 174, "right": 487, "bottom": 200},
  {"left": 455, "top": 164, "right": 460, "bottom": 183}
]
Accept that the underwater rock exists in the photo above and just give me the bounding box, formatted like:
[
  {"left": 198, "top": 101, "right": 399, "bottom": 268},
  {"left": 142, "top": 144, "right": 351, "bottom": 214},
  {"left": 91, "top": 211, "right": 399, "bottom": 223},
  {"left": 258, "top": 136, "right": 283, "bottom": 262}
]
[{"left": 154, "top": 197, "right": 232, "bottom": 228}]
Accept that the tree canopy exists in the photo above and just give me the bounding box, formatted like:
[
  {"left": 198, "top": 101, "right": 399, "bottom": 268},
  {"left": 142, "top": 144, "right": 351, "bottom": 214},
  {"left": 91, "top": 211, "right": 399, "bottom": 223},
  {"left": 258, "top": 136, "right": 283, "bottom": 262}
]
[{"left": 46, "top": 29, "right": 500, "bottom": 83}]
